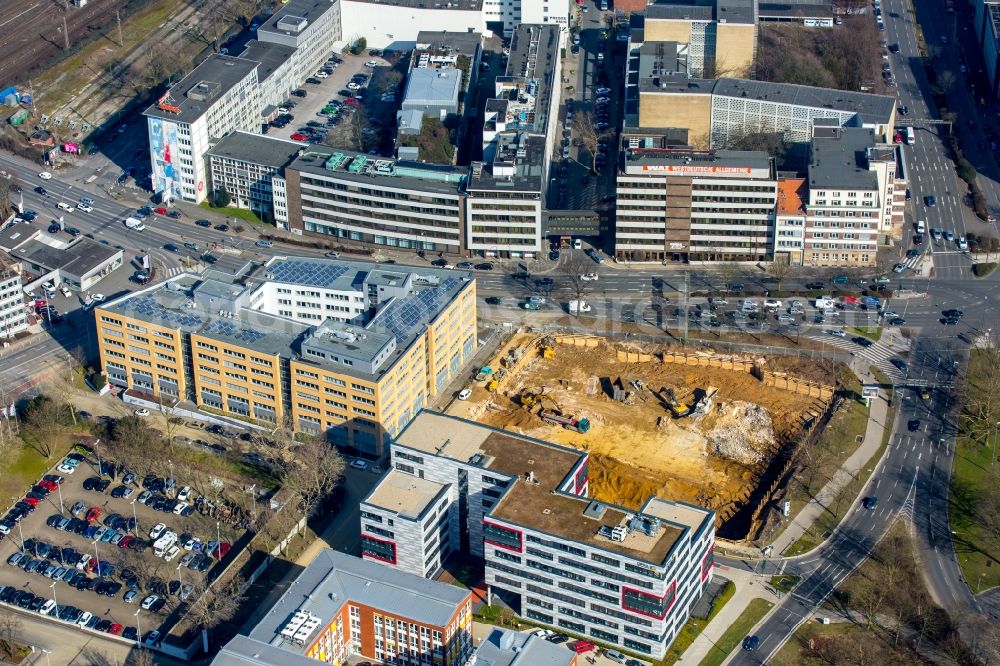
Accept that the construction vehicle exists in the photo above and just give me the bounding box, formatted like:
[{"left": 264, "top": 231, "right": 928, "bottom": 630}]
[
  {"left": 662, "top": 387, "right": 690, "bottom": 418},
  {"left": 475, "top": 366, "right": 493, "bottom": 382},
  {"left": 539, "top": 409, "right": 591, "bottom": 433},
  {"left": 486, "top": 369, "right": 506, "bottom": 392},
  {"left": 540, "top": 342, "right": 555, "bottom": 359}
]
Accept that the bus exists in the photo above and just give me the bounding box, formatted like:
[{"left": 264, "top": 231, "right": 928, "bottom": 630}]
[{"left": 906, "top": 126, "right": 915, "bottom": 144}]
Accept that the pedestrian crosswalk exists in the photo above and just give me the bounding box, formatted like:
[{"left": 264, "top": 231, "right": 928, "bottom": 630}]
[
  {"left": 805, "top": 334, "right": 906, "bottom": 383},
  {"left": 162, "top": 263, "right": 203, "bottom": 278}
]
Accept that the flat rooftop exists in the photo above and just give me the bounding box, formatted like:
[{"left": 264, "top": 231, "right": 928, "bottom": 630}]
[
  {"left": 808, "top": 127, "right": 880, "bottom": 190},
  {"left": 496, "top": 23, "right": 560, "bottom": 135},
  {"left": 208, "top": 131, "right": 304, "bottom": 169},
  {"left": 624, "top": 147, "right": 771, "bottom": 173},
  {"left": 395, "top": 412, "right": 708, "bottom": 565},
  {"left": 403, "top": 67, "right": 462, "bottom": 106},
  {"left": 476, "top": 628, "right": 576, "bottom": 666},
  {"left": 289, "top": 149, "right": 468, "bottom": 194},
  {"left": 758, "top": 2, "right": 833, "bottom": 18},
  {"left": 237, "top": 40, "right": 297, "bottom": 86},
  {"left": 15, "top": 237, "right": 121, "bottom": 277},
  {"left": 415, "top": 30, "right": 482, "bottom": 57},
  {"left": 645, "top": 0, "right": 755, "bottom": 23},
  {"left": 363, "top": 469, "right": 447, "bottom": 519},
  {"left": 712, "top": 78, "right": 896, "bottom": 124},
  {"left": 143, "top": 55, "right": 258, "bottom": 125},
  {"left": 246, "top": 549, "right": 470, "bottom": 656},
  {"left": 468, "top": 134, "right": 546, "bottom": 192},
  {"left": 345, "top": 0, "right": 482, "bottom": 9},
  {"left": 257, "top": 0, "right": 339, "bottom": 38}
]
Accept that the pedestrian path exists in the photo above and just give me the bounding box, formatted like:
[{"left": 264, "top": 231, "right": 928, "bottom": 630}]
[{"left": 804, "top": 333, "right": 905, "bottom": 382}]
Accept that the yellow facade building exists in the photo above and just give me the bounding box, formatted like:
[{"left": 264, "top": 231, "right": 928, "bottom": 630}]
[{"left": 95, "top": 257, "right": 477, "bottom": 457}]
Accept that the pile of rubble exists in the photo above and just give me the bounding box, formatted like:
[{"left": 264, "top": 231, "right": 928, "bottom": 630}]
[{"left": 705, "top": 402, "right": 777, "bottom": 466}]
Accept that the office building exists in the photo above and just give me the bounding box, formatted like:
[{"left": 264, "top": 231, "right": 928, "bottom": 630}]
[
  {"left": 207, "top": 131, "right": 304, "bottom": 222},
  {"left": 339, "top": 0, "right": 484, "bottom": 50},
  {"left": 94, "top": 257, "right": 476, "bottom": 456},
  {"left": 482, "top": 0, "right": 569, "bottom": 37},
  {"left": 793, "top": 125, "right": 896, "bottom": 266},
  {"left": 468, "top": 23, "right": 562, "bottom": 258},
  {"left": 145, "top": 55, "right": 263, "bottom": 204},
  {"left": 284, "top": 149, "right": 469, "bottom": 254},
  {"left": 629, "top": 70, "right": 896, "bottom": 149},
  {"left": 237, "top": 40, "right": 299, "bottom": 113},
  {"left": 369, "top": 411, "right": 716, "bottom": 661},
  {"left": 0, "top": 224, "right": 124, "bottom": 292},
  {"left": 212, "top": 549, "right": 474, "bottom": 666},
  {"left": 641, "top": 0, "right": 758, "bottom": 78},
  {"left": 257, "top": 0, "right": 342, "bottom": 94},
  {"left": 975, "top": 0, "right": 1000, "bottom": 101},
  {"left": 614, "top": 143, "right": 777, "bottom": 263},
  {"left": 0, "top": 252, "right": 26, "bottom": 338},
  {"left": 360, "top": 470, "right": 455, "bottom": 577}
]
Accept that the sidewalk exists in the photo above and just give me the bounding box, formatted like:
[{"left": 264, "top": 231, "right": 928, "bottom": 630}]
[
  {"left": 769, "top": 363, "right": 888, "bottom": 557},
  {"left": 676, "top": 567, "right": 776, "bottom": 664}
]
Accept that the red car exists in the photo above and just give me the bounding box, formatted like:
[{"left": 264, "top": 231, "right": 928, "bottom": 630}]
[
  {"left": 118, "top": 535, "right": 133, "bottom": 549},
  {"left": 154, "top": 207, "right": 167, "bottom": 216},
  {"left": 570, "top": 640, "right": 595, "bottom": 654},
  {"left": 290, "top": 133, "right": 308, "bottom": 141},
  {"left": 85, "top": 507, "right": 102, "bottom": 523},
  {"left": 21, "top": 497, "right": 39, "bottom": 507},
  {"left": 108, "top": 623, "right": 123, "bottom": 636},
  {"left": 84, "top": 557, "right": 97, "bottom": 572},
  {"left": 344, "top": 97, "right": 361, "bottom": 106},
  {"left": 38, "top": 480, "right": 58, "bottom": 492},
  {"left": 216, "top": 542, "right": 231, "bottom": 559}
]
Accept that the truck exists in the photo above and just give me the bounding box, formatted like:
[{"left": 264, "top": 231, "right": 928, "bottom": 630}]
[
  {"left": 539, "top": 409, "right": 591, "bottom": 433},
  {"left": 814, "top": 296, "right": 836, "bottom": 310},
  {"left": 124, "top": 217, "right": 145, "bottom": 231},
  {"left": 153, "top": 531, "right": 178, "bottom": 557},
  {"left": 569, "top": 299, "right": 592, "bottom": 313}
]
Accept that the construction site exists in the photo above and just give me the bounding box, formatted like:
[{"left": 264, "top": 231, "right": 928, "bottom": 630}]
[{"left": 451, "top": 333, "right": 838, "bottom": 535}]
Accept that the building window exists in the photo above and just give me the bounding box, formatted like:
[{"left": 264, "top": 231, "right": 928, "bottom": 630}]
[
  {"left": 362, "top": 535, "right": 396, "bottom": 564},
  {"left": 621, "top": 583, "right": 676, "bottom": 620},
  {"left": 484, "top": 522, "right": 522, "bottom": 552}
]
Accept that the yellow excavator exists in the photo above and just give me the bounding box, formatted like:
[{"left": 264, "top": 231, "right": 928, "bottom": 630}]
[{"left": 664, "top": 387, "right": 690, "bottom": 418}]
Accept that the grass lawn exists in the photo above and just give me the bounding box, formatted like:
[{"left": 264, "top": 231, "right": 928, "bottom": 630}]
[
  {"left": 658, "top": 580, "right": 736, "bottom": 665},
  {"left": 769, "top": 622, "right": 872, "bottom": 666},
  {"left": 786, "top": 395, "right": 895, "bottom": 557},
  {"left": 850, "top": 326, "right": 882, "bottom": 341},
  {"left": 949, "top": 350, "right": 1000, "bottom": 591},
  {"left": 199, "top": 202, "right": 267, "bottom": 226},
  {"left": 0, "top": 440, "right": 69, "bottom": 499},
  {"left": 781, "top": 367, "right": 871, "bottom": 556},
  {"left": 698, "top": 598, "right": 774, "bottom": 666},
  {"left": 770, "top": 575, "right": 800, "bottom": 594}
]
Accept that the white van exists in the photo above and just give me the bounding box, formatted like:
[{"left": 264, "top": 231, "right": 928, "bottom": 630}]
[
  {"left": 740, "top": 299, "right": 758, "bottom": 313},
  {"left": 56, "top": 202, "right": 75, "bottom": 213},
  {"left": 815, "top": 296, "right": 836, "bottom": 310},
  {"left": 573, "top": 239, "right": 583, "bottom": 250},
  {"left": 124, "top": 217, "right": 145, "bottom": 231},
  {"left": 916, "top": 220, "right": 925, "bottom": 234}
]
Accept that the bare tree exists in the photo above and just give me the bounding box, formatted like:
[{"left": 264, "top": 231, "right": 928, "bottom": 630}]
[
  {"left": 767, "top": 258, "right": 793, "bottom": 294},
  {"left": 278, "top": 434, "right": 345, "bottom": 519},
  {"left": 0, "top": 612, "right": 22, "bottom": 652},
  {"left": 21, "top": 395, "right": 71, "bottom": 458},
  {"left": 126, "top": 649, "right": 155, "bottom": 666},
  {"left": 186, "top": 575, "right": 246, "bottom": 654},
  {"left": 573, "top": 112, "right": 611, "bottom": 174},
  {"left": 559, "top": 251, "right": 595, "bottom": 315}
]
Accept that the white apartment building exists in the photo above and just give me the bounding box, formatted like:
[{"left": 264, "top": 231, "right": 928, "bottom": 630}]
[
  {"left": 795, "top": 126, "right": 898, "bottom": 267},
  {"left": 256, "top": 0, "right": 341, "bottom": 94},
  {"left": 360, "top": 470, "right": 455, "bottom": 577},
  {"left": 285, "top": 150, "right": 468, "bottom": 254},
  {"left": 482, "top": 0, "right": 569, "bottom": 38},
  {"left": 207, "top": 131, "right": 304, "bottom": 222},
  {"left": 0, "top": 253, "right": 26, "bottom": 338},
  {"left": 145, "top": 55, "right": 262, "bottom": 203},
  {"left": 367, "top": 411, "right": 717, "bottom": 661},
  {"left": 615, "top": 144, "right": 777, "bottom": 263}
]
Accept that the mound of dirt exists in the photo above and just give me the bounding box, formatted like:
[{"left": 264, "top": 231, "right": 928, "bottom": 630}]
[{"left": 704, "top": 402, "right": 776, "bottom": 466}]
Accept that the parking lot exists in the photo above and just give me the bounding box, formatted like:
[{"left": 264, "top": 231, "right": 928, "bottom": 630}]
[
  {"left": 0, "top": 442, "right": 244, "bottom": 646},
  {"left": 267, "top": 51, "right": 398, "bottom": 155}
]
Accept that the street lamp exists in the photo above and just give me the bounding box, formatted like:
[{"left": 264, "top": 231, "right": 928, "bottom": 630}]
[
  {"left": 40, "top": 648, "right": 52, "bottom": 666},
  {"left": 91, "top": 537, "right": 101, "bottom": 573},
  {"left": 55, "top": 481, "right": 64, "bottom": 515},
  {"left": 49, "top": 580, "right": 58, "bottom": 612},
  {"left": 130, "top": 498, "right": 140, "bottom": 536},
  {"left": 134, "top": 608, "right": 143, "bottom": 648}
]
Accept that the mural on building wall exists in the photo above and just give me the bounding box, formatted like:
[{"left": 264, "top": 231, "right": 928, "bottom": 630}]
[{"left": 148, "top": 118, "right": 181, "bottom": 202}]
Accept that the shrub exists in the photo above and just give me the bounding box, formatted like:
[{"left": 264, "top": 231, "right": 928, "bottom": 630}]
[{"left": 973, "top": 262, "right": 998, "bottom": 277}]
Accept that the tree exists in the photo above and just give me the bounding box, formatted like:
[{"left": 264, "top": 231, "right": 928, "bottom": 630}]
[
  {"left": 0, "top": 177, "right": 20, "bottom": 218},
  {"left": 767, "top": 257, "right": 793, "bottom": 294},
  {"left": 109, "top": 416, "right": 164, "bottom": 478},
  {"left": 277, "top": 434, "right": 345, "bottom": 519},
  {"left": 126, "top": 649, "right": 155, "bottom": 666},
  {"left": 350, "top": 36, "right": 367, "bottom": 55},
  {"left": 573, "top": 112, "right": 611, "bottom": 174},
  {"left": 959, "top": 343, "right": 1000, "bottom": 449},
  {"left": 186, "top": 575, "right": 246, "bottom": 654},
  {"left": 0, "top": 612, "right": 22, "bottom": 653},
  {"left": 213, "top": 187, "right": 231, "bottom": 208},
  {"left": 559, "top": 251, "right": 594, "bottom": 315},
  {"left": 21, "top": 395, "right": 72, "bottom": 458}
]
